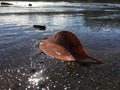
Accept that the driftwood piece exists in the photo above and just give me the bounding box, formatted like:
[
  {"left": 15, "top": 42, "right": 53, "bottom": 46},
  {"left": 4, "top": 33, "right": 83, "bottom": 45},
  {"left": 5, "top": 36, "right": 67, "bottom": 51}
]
[
  {"left": 1, "top": 2, "right": 13, "bottom": 5},
  {"left": 33, "top": 25, "right": 46, "bottom": 30}
]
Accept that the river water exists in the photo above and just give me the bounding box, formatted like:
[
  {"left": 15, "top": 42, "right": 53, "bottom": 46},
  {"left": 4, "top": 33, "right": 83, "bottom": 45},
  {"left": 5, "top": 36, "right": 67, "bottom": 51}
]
[{"left": 0, "top": 1, "right": 120, "bottom": 90}]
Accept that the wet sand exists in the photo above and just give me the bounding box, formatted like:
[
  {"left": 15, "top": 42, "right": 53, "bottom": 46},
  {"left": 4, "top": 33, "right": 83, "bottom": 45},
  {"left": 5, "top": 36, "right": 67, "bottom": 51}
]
[
  {"left": 0, "top": 23, "right": 119, "bottom": 90},
  {"left": 0, "top": 2, "right": 120, "bottom": 90}
]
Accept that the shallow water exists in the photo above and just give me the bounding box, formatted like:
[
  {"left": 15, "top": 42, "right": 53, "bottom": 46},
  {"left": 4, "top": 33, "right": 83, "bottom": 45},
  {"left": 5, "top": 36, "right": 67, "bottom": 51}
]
[{"left": 0, "top": 1, "right": 120, "bottom": 90}]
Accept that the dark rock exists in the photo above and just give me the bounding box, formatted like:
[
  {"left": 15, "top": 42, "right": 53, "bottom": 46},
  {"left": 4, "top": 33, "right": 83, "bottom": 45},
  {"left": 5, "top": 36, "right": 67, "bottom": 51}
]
[
  {"left": 33, "top": 25, "right": 46, "bottom": 30},
  {"left": 28, "top": 3, "right": 32, "bottom": 6}
]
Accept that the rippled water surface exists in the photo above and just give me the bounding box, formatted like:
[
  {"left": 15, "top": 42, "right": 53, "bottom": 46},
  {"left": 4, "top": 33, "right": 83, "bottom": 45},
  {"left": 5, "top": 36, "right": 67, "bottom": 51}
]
[{"left": 0, "top": 1, "right": 120, "bottom": 90}]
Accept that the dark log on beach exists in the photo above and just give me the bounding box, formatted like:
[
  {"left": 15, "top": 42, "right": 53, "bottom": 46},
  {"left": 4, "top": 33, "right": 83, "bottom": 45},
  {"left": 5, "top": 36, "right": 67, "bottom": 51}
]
[
  {"left": 1, "top": 2, "right": 13, "bottom": 5},
  {"left": 33, "top": 25, "right": 46, "bottom": 30}
]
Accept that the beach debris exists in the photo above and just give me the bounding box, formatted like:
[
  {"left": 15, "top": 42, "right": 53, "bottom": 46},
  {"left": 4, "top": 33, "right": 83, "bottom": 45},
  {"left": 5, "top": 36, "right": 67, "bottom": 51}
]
[
  {"left": 28, "top": 3, "right": 32, "bottom": 6},
  {"left": 33, "top": 25, "right": 46, "bottom": 30},
  {"left": 1, "top": 2, "right": 13, "bottom": 5},
  {"left": 39, "top": 30, "right": 103, "bottom": 63}
]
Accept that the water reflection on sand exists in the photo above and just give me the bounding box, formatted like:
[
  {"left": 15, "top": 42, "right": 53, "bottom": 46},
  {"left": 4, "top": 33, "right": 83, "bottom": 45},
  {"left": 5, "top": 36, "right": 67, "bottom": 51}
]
[{"left": 0, "top": 1, "right": 120, "bottom": 90}]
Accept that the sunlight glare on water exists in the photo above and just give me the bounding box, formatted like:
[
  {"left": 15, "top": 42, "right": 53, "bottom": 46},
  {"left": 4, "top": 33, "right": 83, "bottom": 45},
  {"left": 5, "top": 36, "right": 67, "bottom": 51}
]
[{"left": 28, "top": 70, "right": 49, "bottom": 89}]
